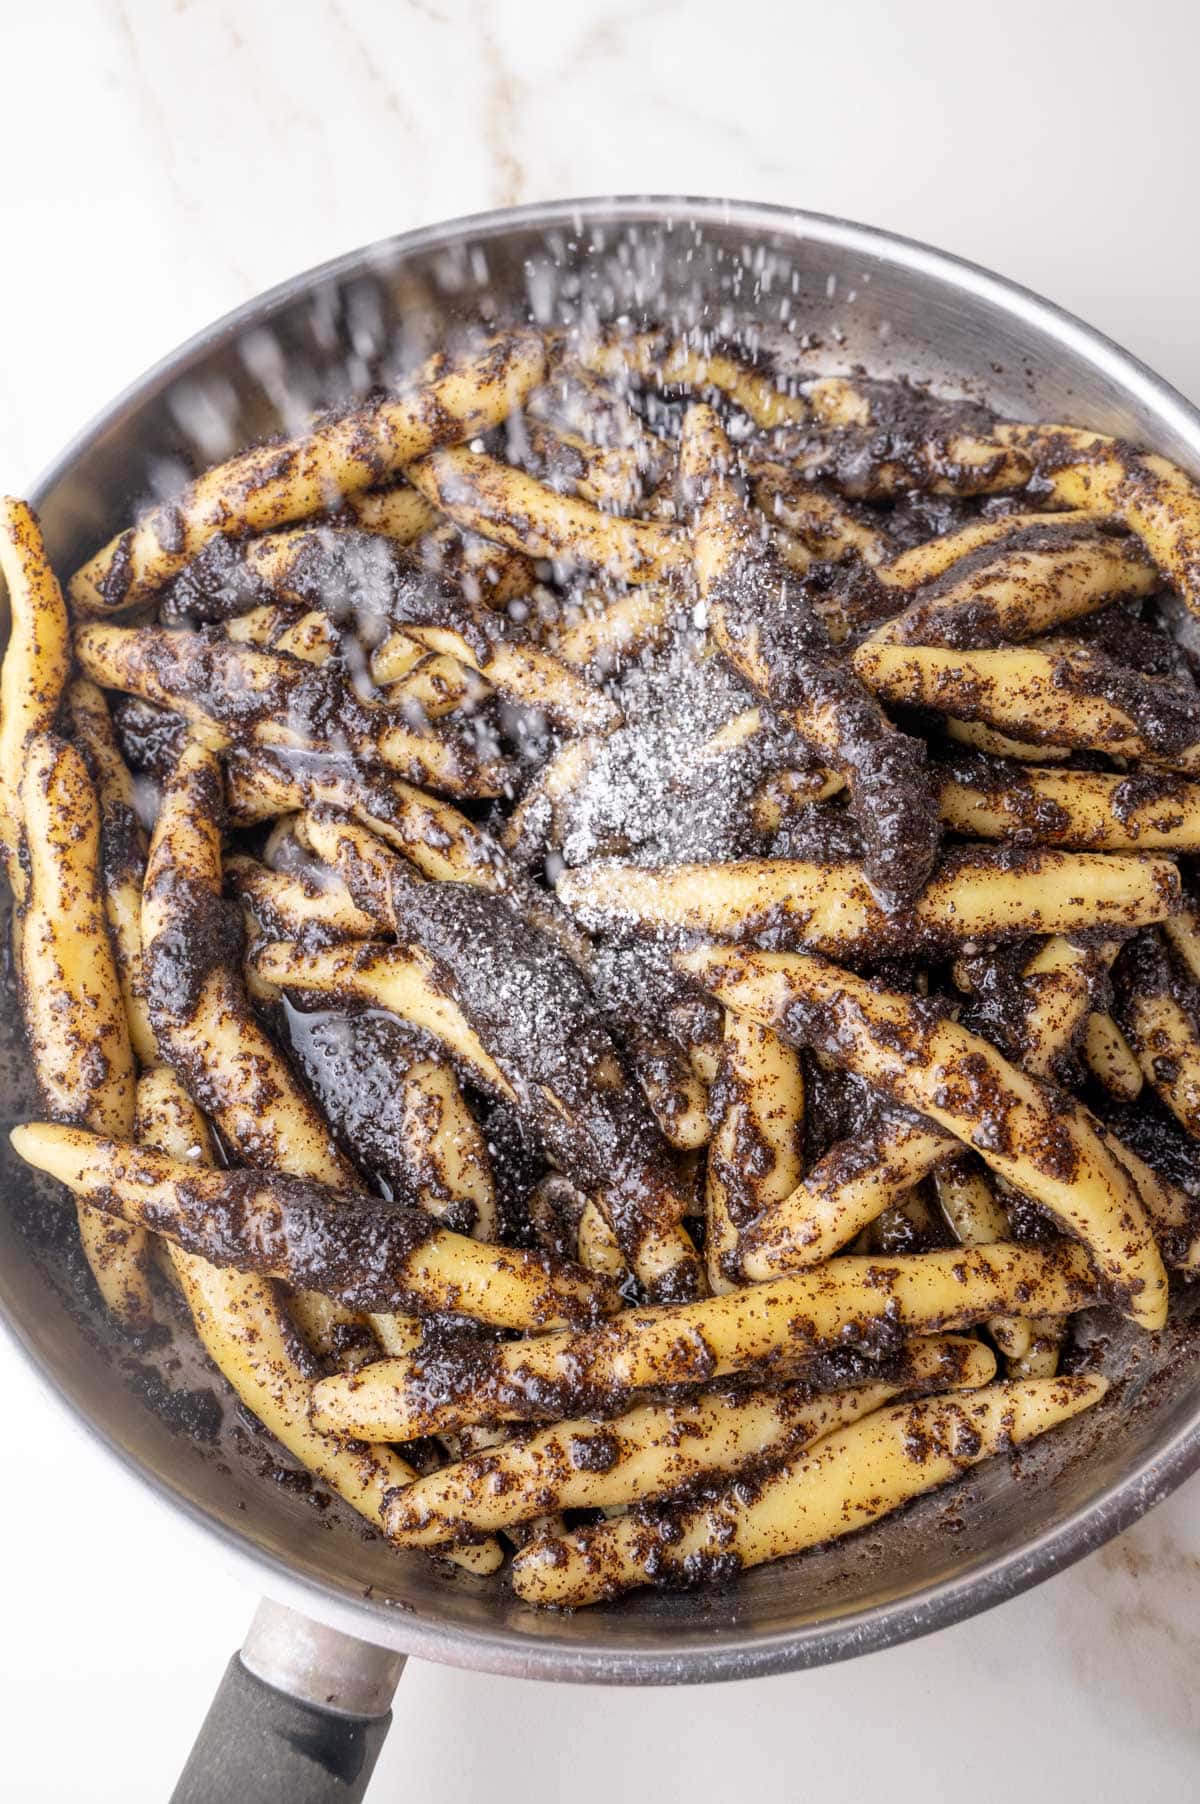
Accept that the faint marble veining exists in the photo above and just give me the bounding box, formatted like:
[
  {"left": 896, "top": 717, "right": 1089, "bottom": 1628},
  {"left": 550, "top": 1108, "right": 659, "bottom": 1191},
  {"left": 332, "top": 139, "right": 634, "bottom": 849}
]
[
  {"left": 476, "top": 2, "right": 527, "bottom": 208},
  {"left": 1053, "top": 1500, "right": 1200, "bottom": 1743}
]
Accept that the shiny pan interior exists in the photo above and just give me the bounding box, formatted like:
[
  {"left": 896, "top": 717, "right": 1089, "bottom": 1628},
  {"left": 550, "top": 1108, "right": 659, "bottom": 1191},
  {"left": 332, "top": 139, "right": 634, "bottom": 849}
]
[{"left": 3, "top": 197, "right": 1200, "bottom": 1683}]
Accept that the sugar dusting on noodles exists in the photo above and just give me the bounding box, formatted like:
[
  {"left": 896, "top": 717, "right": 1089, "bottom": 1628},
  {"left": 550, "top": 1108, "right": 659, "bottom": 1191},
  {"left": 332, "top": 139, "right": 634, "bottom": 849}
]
[{"left": 552, "top": 650, "right": 809, "bottom": 869}]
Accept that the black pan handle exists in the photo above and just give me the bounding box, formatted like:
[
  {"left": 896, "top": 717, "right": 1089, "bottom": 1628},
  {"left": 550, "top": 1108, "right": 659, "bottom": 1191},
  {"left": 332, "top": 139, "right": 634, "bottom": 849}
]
[{"left": 170, "top": 1599, "right": 406, "bottom": 1804}]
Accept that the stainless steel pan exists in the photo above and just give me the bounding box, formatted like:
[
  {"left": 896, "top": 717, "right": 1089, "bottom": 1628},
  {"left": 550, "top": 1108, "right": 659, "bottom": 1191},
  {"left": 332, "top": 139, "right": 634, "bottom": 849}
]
[{"left": 4, "top": 198, "right": 1200, "bottom": 1802}]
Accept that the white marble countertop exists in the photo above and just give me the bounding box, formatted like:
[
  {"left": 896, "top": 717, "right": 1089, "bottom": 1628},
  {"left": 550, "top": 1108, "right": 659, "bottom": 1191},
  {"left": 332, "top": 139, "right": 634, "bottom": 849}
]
[{"left": 4, "top": 1, "right": 1200, "bottom": 1797}]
